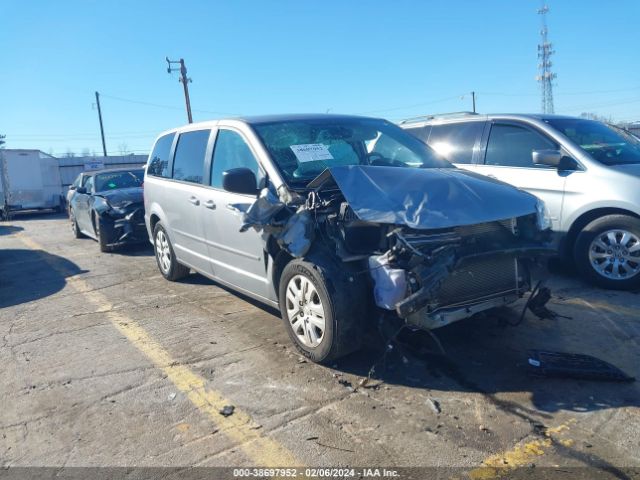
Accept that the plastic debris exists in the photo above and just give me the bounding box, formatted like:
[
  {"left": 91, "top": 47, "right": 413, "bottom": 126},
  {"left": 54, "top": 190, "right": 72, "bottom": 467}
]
[
  {"left": 426, "top": 398, "right": 441, "bottom": 414},
  {"left": 238, "top": 187, "right": 285, "bottom": 233},
  {"left": 527, "top": 350, "right": 635, "bottom": 382},
  {"left": 219, "top": 405, "right": 235, "bottom": 417},
  {"left": 277, "top": 208, "right": 314, "bottom": 257},
  {"left": 368, "top": 253, "right": 407, "bottom": 310},
  {"left": 528, "top": 287, "right": 571, "bottom": 320},
  {"left": 168, "top": 392, "right": 176, "bottom": 401}
]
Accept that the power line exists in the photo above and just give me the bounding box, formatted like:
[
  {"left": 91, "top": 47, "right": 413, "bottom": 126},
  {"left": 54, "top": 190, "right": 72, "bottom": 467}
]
[{"left": 99, "top": 93, "right": 240, "bottom": 116}]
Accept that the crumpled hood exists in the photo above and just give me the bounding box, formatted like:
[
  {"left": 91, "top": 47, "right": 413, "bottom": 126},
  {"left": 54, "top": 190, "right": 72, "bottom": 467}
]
[
  {"left": 96, "top": 187, "right": 143, "bottom": 207},
  {"left": 317, "top": 165, "right": 539, "bottom": 229}
]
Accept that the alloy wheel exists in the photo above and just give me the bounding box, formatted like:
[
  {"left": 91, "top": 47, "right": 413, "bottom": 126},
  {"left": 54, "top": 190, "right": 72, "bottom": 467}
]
[{"left": 588, "top": 229, "right": 640, "bottom": 280}]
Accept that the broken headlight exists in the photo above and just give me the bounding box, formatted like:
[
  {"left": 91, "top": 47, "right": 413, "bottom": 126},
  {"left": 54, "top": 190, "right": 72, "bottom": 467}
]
[{"left": 535, "top": 199, "right": 552, "bottom": 231}]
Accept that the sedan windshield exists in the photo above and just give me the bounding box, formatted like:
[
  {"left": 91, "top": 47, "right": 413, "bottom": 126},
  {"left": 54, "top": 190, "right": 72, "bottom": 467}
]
[
  {"left": 94, "top": 170, "right": 144, "bottom": 192},
  {"left": 545, "top": 118, "right": 640, "bottom": 166},
  {"left": 252, "top": 117, "right": 451, "bottom": 185}
]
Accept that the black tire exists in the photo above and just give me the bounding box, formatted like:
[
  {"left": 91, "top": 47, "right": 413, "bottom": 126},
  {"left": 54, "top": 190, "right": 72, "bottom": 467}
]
[
  {"left": 574, "top": 214, "right": 640, "bottom": 290},
  {"left": 70, "top": 208, "right": 84, "bottom": 239},
  {"left": 94, "top": 214, "right": 112, "bottom": 253},
  {"left": 278, "top": 254, "right": 366, "bottom": 364},
  {"left": 153, "top": 222, "right": 190, "bottom": 281}
]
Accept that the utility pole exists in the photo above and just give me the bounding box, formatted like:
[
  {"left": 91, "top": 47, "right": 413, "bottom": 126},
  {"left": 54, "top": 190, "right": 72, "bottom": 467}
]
[
  {"left": 95, "top": 91, "right": 108, "bottom": 156},
  {"left": 0, "top": 134, "right": 11, "bottom": 220},
  {"left": 471, "top": 91, "right": 476, "bottom": 113},
  {"left": 536, "top": 3, "right": 557, "bottom": 114},
  {"left": 166, "top": 57, "right": 193, "bottom": 123}
]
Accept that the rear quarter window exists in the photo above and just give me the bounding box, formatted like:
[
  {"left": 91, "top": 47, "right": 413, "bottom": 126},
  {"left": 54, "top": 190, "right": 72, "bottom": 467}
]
[
  {"left": 427, "top": 122, "right": 484, "bottom": 164},
  {"left": 147, "top": 133, "right": 175, "bottom": 178}
]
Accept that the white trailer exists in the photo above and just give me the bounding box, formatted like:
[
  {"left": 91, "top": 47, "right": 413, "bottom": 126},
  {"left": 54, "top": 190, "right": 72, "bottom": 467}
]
[{"left": 0, "top": 149, "right": 63, "bottom": 217}]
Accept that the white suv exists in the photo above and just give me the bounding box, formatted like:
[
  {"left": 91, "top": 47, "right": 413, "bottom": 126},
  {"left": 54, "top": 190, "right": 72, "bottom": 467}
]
[{"left": 402, "top": 113, "right": 640, "bottom": 290}]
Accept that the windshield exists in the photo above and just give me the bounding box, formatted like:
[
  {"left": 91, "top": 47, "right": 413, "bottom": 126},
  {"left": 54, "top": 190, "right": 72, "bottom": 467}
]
[
  {"left": 252, "top": 117, "right": 451, "bottom": 186},
  {"left": 94, "top": 170, "right": 144, "bottom": 192},
  {"left": 545, "top": 118, "right": 640, "bottom": 166}
]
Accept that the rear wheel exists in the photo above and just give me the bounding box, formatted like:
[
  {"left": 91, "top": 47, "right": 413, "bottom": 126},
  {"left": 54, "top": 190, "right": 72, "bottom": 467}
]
[
  {"left": 278, "top": 255, "right": 364, "bottom": 364},
  {"left": 153, "top": 222, "right": 190, "bottom": 281},
  {"left": 574, "top": 214, "right": 640, "bottom": 290}
]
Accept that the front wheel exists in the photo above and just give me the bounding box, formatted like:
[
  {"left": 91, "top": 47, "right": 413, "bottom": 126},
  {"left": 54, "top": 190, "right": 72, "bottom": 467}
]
[
  {"left": 278, "top": 257, "right": 364, "bottom": 364},
  {"left": 70, "top": 209, "right": 83, "bottom": 239},
  {"left": 153, "top": 222, "right": 190, "bottom": 281},
  {"left": 94, "top": 215, "right": 112, "bottom": 253},
  {"left": 574, "top": 214, "right": 640, "bottom": 290}
]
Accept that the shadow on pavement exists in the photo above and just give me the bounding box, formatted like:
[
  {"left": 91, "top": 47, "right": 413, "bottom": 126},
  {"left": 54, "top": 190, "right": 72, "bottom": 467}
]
[
  {"left": 116, "top": 242, "right": 154, "bottom": 257},
  {"left": 0, "top": 248, "right": 86, "bottom": 308},
  {"left": 0, "top": 224, "right": 23, "bottom": 236}
]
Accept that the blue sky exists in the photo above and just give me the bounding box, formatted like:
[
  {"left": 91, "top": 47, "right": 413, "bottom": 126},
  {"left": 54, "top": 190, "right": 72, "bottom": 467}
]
[{"left": 1, "top": 0, "right": 639, "bottom": 155}]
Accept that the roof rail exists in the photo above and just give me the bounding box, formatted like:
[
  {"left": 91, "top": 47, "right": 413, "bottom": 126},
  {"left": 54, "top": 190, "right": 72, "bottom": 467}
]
[{"left": 399, "top": 111, "right": 479, "bottom": 124}]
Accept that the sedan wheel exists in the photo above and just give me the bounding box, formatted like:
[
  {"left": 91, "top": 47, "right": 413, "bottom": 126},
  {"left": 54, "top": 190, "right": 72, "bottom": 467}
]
[
  {"left": 285, "top": 274, "right": 326, "bottom": 348},
  {"left": 70, "top": 209, "right": 83, "bottom": 238}
]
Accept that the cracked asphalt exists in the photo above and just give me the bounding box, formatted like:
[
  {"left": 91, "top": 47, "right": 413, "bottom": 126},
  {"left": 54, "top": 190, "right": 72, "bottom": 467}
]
[{"left": 1, "top": 213, "right": 639, "bottom": 477}]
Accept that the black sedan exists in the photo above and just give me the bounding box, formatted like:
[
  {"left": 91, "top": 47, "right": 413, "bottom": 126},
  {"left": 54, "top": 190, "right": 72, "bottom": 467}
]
[{"left": 69, "top": 168, "right": 147, "bottom": 252}]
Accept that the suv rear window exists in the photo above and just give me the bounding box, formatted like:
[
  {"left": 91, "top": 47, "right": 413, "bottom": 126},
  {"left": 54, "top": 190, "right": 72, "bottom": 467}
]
[
  {"left": 147, "top": 133, "right": 174, "bottom": 178},
  {"left": 427, "top": 122, "right": 483, "bottom": 164}
]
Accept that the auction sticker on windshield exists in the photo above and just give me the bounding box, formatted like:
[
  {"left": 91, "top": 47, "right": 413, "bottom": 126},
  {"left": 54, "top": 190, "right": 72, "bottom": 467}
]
[{"left": 290, "top": 144, "right": 334, "bottom": 163}]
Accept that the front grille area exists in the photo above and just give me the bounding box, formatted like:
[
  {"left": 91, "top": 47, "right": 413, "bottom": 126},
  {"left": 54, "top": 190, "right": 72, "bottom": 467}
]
[{"left": 435, "top": 254, "right": 517, "bottom": 308}]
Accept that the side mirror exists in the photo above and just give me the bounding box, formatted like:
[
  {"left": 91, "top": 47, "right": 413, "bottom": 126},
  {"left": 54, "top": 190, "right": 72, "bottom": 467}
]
[
  {"left": 69, "top": 185, "right": 76, "bottom": 191},
  {"left": 532, "top": 149, "right": 563, "bottom": 167},
  {"left": 222, "top": 168, "right": 258, "bottom": 195},
  {"left": 76, "top": 187, "right": 87, "bottom": 194}
]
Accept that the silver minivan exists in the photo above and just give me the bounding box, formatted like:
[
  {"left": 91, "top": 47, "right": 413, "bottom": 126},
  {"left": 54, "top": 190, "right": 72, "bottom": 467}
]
[
  {"left": 402, "top": 113, "right": 640, "bottom": 290},
  {"left": 144, "top": 114, "right": 552, "bottom": 363}
]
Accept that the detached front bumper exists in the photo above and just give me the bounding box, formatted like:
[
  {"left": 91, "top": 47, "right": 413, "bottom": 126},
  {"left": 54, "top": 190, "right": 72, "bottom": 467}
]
[{"left": 98, "top": 208, "right": 148, "bottom": 247}]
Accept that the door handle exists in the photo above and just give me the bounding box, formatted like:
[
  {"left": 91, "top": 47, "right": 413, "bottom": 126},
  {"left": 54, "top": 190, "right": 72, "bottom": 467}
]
[
  {"left": 188, "top": 196, "right": 200, "bottom": 206},
  {"left": 203, "top": 200, "right": 216, "bottom": 210}
]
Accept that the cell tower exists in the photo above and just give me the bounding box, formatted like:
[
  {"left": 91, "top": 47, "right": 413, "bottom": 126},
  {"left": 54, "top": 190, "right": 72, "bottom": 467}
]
[{"left": 536, "top": 4, "right": 556, "bottom": 114}]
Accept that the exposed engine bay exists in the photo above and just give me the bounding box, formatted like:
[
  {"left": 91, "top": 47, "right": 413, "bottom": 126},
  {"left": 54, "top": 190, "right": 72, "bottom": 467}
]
[{"left": 237, "top": 164, "right": 555, "bottom": 331}]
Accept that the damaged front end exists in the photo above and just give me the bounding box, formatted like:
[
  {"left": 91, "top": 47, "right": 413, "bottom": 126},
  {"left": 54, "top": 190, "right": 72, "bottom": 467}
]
[
  {"left": 240, "top": 164, "right": 554, "bottom": 331},
  {"left": 94, "top": 194, "right": 148, "bottom": 246}
]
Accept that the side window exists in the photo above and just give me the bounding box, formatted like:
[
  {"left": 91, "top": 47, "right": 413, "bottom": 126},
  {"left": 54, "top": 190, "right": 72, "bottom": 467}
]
[
  {"left": 71, "top": 175, "right": 81, "bottom": 188},
  {"left": 85, "top": 176, "right": 95, "bottom": 193},
  {"left": 403, "top": 125, "right": 431, "bottom": 143},
  {"left": 172, "top": 130, "right": 210, "bottom": 184},
  {"left": 427, "top": 122, "right": 483, "bottom": 164},
  {"left": 147, "top": 133, "right": 175, "bottom": 177},
  {"left": 485, "top": 124, "right": 557, "bottom": 168},
  {"left": 81, "top": 175, "right": 92, "bottom": 187},
  {"left": 210, "top": 129, "right": 263, "bottom": 189}
]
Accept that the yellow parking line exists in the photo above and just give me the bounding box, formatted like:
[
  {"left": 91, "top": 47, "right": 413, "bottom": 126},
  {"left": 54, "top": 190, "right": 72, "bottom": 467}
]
[
  {"left": 17, "top": 234, "right": 300, "bottom": 467},
  {"left": 468, "top": 419, "right": 576, "bottom": 479}
]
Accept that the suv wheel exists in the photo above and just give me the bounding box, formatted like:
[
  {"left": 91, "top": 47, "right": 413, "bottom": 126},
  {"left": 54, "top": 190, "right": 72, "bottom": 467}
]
[
  {"left": 278, "top": 256, "right": 364, "bottom": 364},
  {"left": 153, "top": 222, "right": 189, "bottom": 281},
  {"left": 574, "top": 214, "right": 640, "bottom": 290}
]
